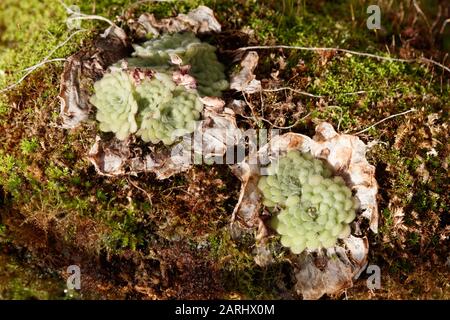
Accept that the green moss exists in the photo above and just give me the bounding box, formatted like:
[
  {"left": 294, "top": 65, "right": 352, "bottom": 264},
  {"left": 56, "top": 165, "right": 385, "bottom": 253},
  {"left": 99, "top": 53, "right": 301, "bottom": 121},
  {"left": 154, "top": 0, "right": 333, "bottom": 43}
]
[
  {"left": 100, "top": 204, "right": 151, "bottom": 253},
  {"left": 0, "top": 224, "right": 6, "bottom": 237},
  {"left": 0, "top": 0, "right": 448, "bottom": 300},
  {"left": 0, "top": 253, "right": 65, "bottom": 300},
  {"left": 20, "top": 137, "right": 40, "bottom": 155},
  {"left": 379, "top": 208, "right": 393, "bottom": 234},
  {"left": 207, "top": 229, "right": 287, "bottom": 299}
]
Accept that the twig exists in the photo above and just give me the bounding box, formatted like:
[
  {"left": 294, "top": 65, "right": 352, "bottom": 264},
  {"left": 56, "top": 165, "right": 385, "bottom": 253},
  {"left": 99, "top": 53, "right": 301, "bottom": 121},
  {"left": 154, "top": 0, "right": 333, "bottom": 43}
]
[
  {"left": 413, "top": 0, "right": 432, "bottom": 34},
  {"left": 419, "top": 57, "right": 450, "bottom": 73},
  {"left": 238, "top": 45, "right": 413, "bottom": 63},
  {"left": 162, "top": 185, "right": 192, "bottom": 197},
  {"left": 353, "top": 108, "right": 416, "bottom": 135},
  {"left": 262, "top": 87, "right": 323, "bottom": 98},
  {"left": 67, "top": 15, "right": 116, "bottom": 27},
  {"left": 265, "top": 112, "right": 311, "bottom": 129},
  {"left": 20, "top": 58, "right": 68, "bottom": 73},
  {"left": 20, "top": 29, "right": 86, "bottom": 72},
  {"left": 243, "top": 91, "right": 310, "bottom": 129},
  {"left": 262, "top": 87, "right": 373, "bottom": 98},
  {"left": 341, "top": 90, "right": 370, "bottom": 96},
  {"left": 440, "top": 18, "right": 450, "bottom": 34},
  {"left": 0, "top": 59, "right": 66, "bottom": 94},
  {"left": 259, "top": 88, "right": 265, "bottom": 118},
  {"left": 237, "top": 45, "right": 450, "bottom": 73},
  {"left": 128, "top": 177, "right": 153, "bottom": 206},
  {"left": 59, "top": 0, "right": 117, "bottom": 27},
  {"left": 242, "top": 92, "right": 260, "bottom": 125},
  {"left": 0, "top": 29, "right": 87, "bottom": 94}
]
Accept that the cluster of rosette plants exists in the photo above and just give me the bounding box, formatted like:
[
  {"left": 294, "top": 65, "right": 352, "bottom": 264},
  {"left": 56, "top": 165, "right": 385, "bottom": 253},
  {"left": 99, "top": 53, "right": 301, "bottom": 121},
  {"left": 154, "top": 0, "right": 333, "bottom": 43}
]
[
  {"left": 90, "top": 32, "right": 228, "bottom": 145},
  {"left": 89, "top": 30, "right": 362, "bottom": 257}
]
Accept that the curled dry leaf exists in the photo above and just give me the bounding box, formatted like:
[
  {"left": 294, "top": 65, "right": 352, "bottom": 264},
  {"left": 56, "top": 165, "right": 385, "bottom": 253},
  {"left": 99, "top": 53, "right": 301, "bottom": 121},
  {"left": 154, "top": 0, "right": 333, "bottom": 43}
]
[
  {"left": 87, "top": 105, "right": 241, "bottom": 179},
  {"left": 231, "top": 122, "right": 378, "bottom": 299},
  {"left": 230, "top": 51, "right": 262, "bottom": 93},
  {"left": 294, "top": 236, "right": 369, "bottom": 300},
  {"left": 88, "top": 136, "right": 130, "bottom": 176},
  {"left": 196, "top": 106, "right": 242, "bottom": 162},
  {"left": 131, "top": 6, "right": 222, "bottom": 38},
  {"left": 59, "top": 26, "right": 131, "bottom": 128}
]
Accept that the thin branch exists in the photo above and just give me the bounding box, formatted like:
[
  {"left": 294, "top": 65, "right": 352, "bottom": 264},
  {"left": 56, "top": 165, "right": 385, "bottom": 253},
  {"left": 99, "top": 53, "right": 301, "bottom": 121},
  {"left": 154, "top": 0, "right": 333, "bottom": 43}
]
[
  {"left": 128, "top": 177, "right": 153, "bottom": 206},
  {"left": 0, "top": 28, "right": 87, "bottom": 94},
  {"left": 242, "top": 92, "right": 260, "bottom": 124},
  {"left": 440, "top": 18, "right": 450, "bottom": 34},
  {"left": 20, "top": 58, "right": 67, "bottom": 72},
  {"left": 60, "top": 0, "right": 116, "bottom": 27},
  {"left": 262, "top": 87, "right": 373, "bottom": 98},
  {"left": 0, "top": 59, "right": 66, "bottom": 94},
  {"left": 413, "top": 0, "right": 432, "bottom": 34},
  {"left": 21, "top": 29, "right": 86, "bottom": 72},
  {"left": 243, "top": 91, "right": 310, "bottom": 129},
  {"left": 353, "top": 108, "right": 416, "bottom": 135},
  {"left": 237, "top": 45, "right": 450, "bottom": 73},
  {"left": 419, "top": 57, "right": 450, "bottom": 73},
  {"left": 262, "top": 87, "right": 323, "bottom": 98},
  {"left": 67, "top": 15, "right": 116, "bottom": 27},
  {"left": 238, "top": 45, "right": 413, "bottom": 63},
  {"left": 262, "top": 112, "right": 311, "bottom": 130},
  {"left": 341, "top": 90, "right": 370, "bottom": 96}
]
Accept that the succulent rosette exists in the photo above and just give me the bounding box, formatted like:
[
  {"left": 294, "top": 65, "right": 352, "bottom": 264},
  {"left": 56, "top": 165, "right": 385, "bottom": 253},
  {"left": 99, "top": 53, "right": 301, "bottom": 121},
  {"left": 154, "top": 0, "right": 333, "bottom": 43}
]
[
  {"left": 182, "top": 43, "right": 229, "bottom": 97},
  {"left": 135, "top": 73, "right": 204, "bottom": 145},
  {"left": 89, "top": 71, "right": 139, "bottom": 140},
  {"left": 258, "top": 150, "right": 357, "bottom": 253},
  {"left": 131, "top": 32, "right": 229, "bottom": 97}
]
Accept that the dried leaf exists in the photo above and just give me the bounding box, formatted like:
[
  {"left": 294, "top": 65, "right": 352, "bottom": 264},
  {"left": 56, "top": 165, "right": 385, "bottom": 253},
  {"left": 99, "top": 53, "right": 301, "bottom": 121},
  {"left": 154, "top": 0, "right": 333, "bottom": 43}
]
[
  {"left": 231, "top": 122, "right": 378, "bottom": 299},
  {"left": 88, "top": 136, "right": 129, "bottom": 176},
  {"left": 131, "top": 6, "right": 221, "bottom": 37},
  {"left": 230, "top": 51, "right": 261, "bottom": 93},
  {"left": 59, "top": 26, "right": 130, "bottom": 128},
  {"left": 294, "top": 236, "right": 368, "bottom": 300}
]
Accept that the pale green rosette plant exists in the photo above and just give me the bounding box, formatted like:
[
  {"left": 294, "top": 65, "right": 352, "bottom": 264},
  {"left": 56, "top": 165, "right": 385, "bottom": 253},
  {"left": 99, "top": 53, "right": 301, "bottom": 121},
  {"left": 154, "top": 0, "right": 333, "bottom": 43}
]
[
  {"left": 258, "top": 150, "right": 357, "bottom": 254},
  {"left": 182, "top": 43, "right": 229, "bottom": 97},
  {"left": 131, "top": 32, "right": 229, "bottom": 97},
  {"left": 89, "top": 71, "right": 139, "bottom": 140},
  {"left": 90, "top": 32, "right": 226, "bottom": 143},
  {"left": 132, "top": 32, "right": 201, "bottom": 67},
  {"left": 136, "top": 75, "right": 203, "bottom": 145}
]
